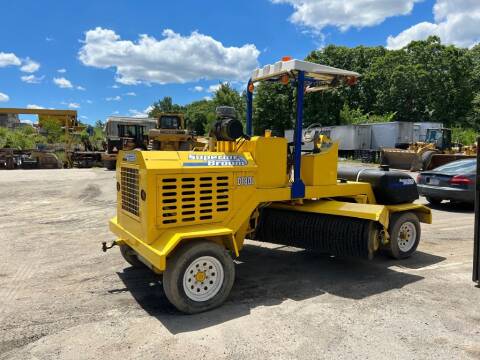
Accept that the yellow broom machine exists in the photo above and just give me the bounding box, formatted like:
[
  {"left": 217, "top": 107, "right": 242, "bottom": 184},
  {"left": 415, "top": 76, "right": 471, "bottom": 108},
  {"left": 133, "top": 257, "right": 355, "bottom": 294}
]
[{"left": 103, "top": 58, "right": 431, "bottom": 313}]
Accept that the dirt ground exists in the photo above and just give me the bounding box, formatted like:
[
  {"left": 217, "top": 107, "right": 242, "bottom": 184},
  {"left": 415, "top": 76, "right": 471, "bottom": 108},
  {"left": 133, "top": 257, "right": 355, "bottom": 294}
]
[{"left": 1, "top": 168, "right": 479, "bottom": 359}]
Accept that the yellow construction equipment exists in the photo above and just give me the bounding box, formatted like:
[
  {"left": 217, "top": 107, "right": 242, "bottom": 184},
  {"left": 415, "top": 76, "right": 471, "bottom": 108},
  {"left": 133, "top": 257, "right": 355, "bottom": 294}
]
[
  {"left": 0, "top": 108, "right": 84, "bottom": 168},
  {"left": 101, "top": 117, "right": 157, "bottom": 170},
  {"left": 105, "top": 59, "right": 432, "bottom": 313},
  {"left": 382, "top": 128, "right": 476, "bottom": 171},
  {"left": 149, "top": 113, "right": 199, "bottom": 151},
  {"left": 102, "top": 114, "right": 203, "bottom": 170}
]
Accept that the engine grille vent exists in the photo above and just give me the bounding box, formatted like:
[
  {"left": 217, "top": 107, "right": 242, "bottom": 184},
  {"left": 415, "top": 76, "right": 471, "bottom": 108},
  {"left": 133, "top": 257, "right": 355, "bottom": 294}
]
[
  {"left": 158, "top": 174, "right": 231, "bottom": 226},
  {"left": 121, "top": 167, "right": 139, "bottom": 217}
]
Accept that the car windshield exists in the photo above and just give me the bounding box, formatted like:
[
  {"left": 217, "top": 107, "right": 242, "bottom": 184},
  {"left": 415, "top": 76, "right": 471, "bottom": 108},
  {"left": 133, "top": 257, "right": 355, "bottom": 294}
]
[{"left": 433, "top": 159, "right": 477, "bottom": 174}]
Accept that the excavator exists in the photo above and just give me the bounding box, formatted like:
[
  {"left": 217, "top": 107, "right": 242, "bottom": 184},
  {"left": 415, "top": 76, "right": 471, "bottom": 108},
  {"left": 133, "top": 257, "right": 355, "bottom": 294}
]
[{"left": 104, "top": 58, "right": 432, "bottom": 313}]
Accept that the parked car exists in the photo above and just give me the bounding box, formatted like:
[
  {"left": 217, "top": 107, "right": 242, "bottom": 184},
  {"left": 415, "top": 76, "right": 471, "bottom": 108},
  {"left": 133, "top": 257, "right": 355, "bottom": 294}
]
[{"left": 416, "top": 159, "right": 476, "bottom": 205}]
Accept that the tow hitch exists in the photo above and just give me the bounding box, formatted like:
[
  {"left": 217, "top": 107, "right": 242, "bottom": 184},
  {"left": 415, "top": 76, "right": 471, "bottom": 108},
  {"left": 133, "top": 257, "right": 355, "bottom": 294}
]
[{"left": 102, "top": 241, "right": 117, "bottom": 252}]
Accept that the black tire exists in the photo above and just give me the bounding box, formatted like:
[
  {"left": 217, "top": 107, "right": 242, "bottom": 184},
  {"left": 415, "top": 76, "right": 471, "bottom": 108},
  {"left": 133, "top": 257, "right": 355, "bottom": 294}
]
[
  {"left": 387, "top": 212, "right": 421, "bottom": 259},
  {"left": 426, "top": 196, "right": 442, "bottom": 205},
  {"left": 163, "top": 240, "right": 235, "bottom": 314},
  {"left": 103, "top": 159, "right": 116, "bottom": 170},
  {"left": 119, "top": 245, "right": 144, "bottom": 268},
  {"left": 421, "top": 150, "right": 437, "bottom": 170},
  {"left": 179, "top": 140, "right": 194, "bottom": 151}
]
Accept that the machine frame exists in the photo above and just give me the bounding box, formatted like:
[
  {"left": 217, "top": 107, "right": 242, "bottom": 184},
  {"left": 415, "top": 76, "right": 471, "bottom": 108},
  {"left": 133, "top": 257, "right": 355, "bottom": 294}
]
[{"left": 107, "top": 58, "right": 432, "bottom": 313}]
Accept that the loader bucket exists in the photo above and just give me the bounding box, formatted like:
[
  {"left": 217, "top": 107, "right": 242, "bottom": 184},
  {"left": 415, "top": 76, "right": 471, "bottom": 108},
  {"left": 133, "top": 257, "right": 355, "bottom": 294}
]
[{"left": 381, "top": 149, "right": 421, "bottom": 171}]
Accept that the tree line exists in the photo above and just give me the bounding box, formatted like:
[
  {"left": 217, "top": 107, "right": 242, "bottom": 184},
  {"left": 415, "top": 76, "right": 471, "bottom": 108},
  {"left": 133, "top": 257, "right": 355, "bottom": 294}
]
[{"left": 149, "top": 36, "right": 479, "bottom": 143}]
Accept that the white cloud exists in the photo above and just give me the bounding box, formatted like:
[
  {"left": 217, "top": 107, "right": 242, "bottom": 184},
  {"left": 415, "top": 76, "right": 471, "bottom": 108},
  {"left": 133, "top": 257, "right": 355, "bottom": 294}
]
[
  {"left": 192, "top": 85, "right": 204, "bottom": 92},
  {"left": 21, "top": 74, "right": 45, "bottom": 84},
  {"left": 129, "top": 106, "right": 153, "bottom": 118},
  {"left": 0, "top": 52, "right": 21, "bottom": 67},
  {"left": 57, "top": 68, "right": 67, "bottom": 73},
  {"left": 387, "top": 0, "right": 480, "bottom": 49},
  {"left": 125, "top": 92, "right": 136, "bottom": 96},
  {"left": 80, "top": 115, "right": 88, "bottom": 120},
  {"left": 111, "top": 84, "right": 120, "bottom": 89},
  {"left": 85, "top": 99, "right": 93, "bottom": 104},
  {"left": 208, "top": 82, "right": 229, "bottom": 93},
  {"left": 77, "top": 85, "right": 86, "bottom": 91},
  {"left": 53, "top": 77, "right": 73, "bottom": 88},
  {"left": 68, "top": 102, "right": 80, "bottom": 109},
  {"left": 0, "top": 92, "right": 10, "bottom": 102},
  {"left": 271, "top": 0, "right": 420, "bottom": 32},
  {"left": 78, "top": 27, "right": 260, "bottom": 85},
  {"left": 113, "top": 110, "right": 120, "bottom": 114},
  {"left": 106, "top": 95, "right": 122, "bottom": 101},
  {"left": 27, "top": 104, "right": 45, "bottom": 109},
  {"left": 20, "top": 58, "right": 40, "bottom": 73},
  {"left": 208, "top": 84, "right": 221, "bottom": 93},
  {"left": 46, "top": 37, "right": 54, "bottom": 42},
  {"left": 203, "top": 96, "right": 212, "bottom": 101}
]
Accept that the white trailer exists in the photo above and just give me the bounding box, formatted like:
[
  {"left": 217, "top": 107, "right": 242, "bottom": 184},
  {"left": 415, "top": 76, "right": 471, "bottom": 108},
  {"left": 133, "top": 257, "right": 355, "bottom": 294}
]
[{"left": 413, "top": 122, "right": 443, "bottom": 142}]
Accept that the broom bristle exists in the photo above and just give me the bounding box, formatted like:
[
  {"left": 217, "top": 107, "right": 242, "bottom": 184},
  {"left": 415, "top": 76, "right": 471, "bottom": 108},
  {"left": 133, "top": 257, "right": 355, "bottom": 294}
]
[{"left": 255, "top": 208, "right": 374, "bottom": 258}]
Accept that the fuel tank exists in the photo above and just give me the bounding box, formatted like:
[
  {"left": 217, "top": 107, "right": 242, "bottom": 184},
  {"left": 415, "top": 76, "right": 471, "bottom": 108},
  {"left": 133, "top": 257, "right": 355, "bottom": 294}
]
[{"left": 338, "top": 166, "right": 418, "bottom": 205}]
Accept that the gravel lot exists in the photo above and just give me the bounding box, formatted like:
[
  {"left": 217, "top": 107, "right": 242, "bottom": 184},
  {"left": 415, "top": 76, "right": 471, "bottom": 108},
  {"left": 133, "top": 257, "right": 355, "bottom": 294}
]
[{"left": 1, "top": 168, "right": 479, "bottom": 359}]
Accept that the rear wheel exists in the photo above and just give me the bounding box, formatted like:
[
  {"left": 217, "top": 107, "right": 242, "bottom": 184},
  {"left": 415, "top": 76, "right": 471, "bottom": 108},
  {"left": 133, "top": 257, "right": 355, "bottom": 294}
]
[
  {"left": 120, "top": 245, "right": 144, "bottom": 268},
  {"left": 426, "top": 196, "right": 442, "bottom": 205},
  {"left": 387, "top": 212, "right": 421, "bottom": 259},
  {"left": 163, "top": 240, "right": 235, "bottom": 314}
]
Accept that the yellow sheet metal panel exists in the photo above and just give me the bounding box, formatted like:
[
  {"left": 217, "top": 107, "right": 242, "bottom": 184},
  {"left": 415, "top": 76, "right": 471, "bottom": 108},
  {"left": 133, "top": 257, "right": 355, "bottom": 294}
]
[
  {"left": 156, "top": 172, "right": 233, "bottom": 227},
  {"left": 238, "top": 136, "right": 288, "bottom": 188},
  {"left": 386, "top": 203, "right": 432, "bottom": 224},
  {"left": 301, "top": 143, "right": 338, "bottom": 186},
  {"left": 304, "top": 182, "right": 377, "bottom": 204}
]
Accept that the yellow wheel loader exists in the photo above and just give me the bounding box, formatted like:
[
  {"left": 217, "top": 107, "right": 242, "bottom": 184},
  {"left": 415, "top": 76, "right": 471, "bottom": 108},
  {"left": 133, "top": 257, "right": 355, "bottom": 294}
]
[
  {"left": 381, "top": 128, "right": 476, "bottom": 171},
  {"left": 104, "top": 59, "right": 432, "bottom": 314},
  {"left": 148, "top": 113, "right": 201, "bottom": 151}
]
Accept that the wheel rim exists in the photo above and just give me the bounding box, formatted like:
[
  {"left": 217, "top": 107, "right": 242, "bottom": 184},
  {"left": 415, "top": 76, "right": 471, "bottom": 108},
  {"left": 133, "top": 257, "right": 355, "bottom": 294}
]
[
  {"left": 397, "top": 221, "right": 417, "bottom": 252},
  {"left": 183, "top": 256, "right": 224, "bottom": 302}
]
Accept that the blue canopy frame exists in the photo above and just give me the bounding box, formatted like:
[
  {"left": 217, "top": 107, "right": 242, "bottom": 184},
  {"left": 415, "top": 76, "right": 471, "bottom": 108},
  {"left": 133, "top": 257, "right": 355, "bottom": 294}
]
[{"left": 246, "top": 70, "right": 320, "bottom": 199}]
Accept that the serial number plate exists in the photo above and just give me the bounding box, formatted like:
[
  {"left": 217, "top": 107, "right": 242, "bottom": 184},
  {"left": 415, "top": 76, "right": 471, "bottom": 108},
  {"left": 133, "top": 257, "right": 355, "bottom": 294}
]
[{"left": 237, "top": 176, "right": 254, "bottom": 186}]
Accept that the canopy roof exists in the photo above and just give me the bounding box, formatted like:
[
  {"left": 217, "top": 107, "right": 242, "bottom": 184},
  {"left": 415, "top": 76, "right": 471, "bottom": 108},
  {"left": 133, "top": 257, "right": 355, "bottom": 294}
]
[{"left": 251, "top": 59, "right": 360, "bottom": 84}]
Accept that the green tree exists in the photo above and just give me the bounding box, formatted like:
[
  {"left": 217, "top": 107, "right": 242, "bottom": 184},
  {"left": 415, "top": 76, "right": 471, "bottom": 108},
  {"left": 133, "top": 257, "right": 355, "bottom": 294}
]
[
  {"left": 252, "top": 82, "right": 293, "bottom": 136},
  {"left": 185, "top": 99, "right": 215, "bottom": 135},
  {"left": 0, "top": 126, "right": 46, "bottom": 150},
  {"left": 149, "top": 96, "right": 185, "bottom": 117},
  {"left": 212, "top": 83, "right": 246, "bottom": 121},
  {"left": 41, "top": 118, "right": 64, "bottom": 143}
]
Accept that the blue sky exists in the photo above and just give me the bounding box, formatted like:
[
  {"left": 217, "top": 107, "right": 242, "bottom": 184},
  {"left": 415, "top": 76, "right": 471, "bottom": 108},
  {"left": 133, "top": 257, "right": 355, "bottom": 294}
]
[{"left": 1, "top": 0, "right": 478, "bottom": 124}]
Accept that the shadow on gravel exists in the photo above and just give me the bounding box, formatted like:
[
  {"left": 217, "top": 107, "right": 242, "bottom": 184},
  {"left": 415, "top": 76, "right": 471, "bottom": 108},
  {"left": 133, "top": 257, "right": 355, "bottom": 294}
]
[{"left": 113, "top": 244, "right": 444, "bottom": 334}]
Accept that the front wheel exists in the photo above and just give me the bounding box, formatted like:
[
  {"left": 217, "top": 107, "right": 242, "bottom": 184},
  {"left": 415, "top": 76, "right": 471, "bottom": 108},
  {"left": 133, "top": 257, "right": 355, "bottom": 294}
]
[
  {"left": 163, "top": 240, "right": 235, "bottom": 314},
  {"left": 387, "top": 212, "right": 421, "bottom": 259},
  {"left": 120, "top": 245, "right": 145, "bottom": 268}
]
